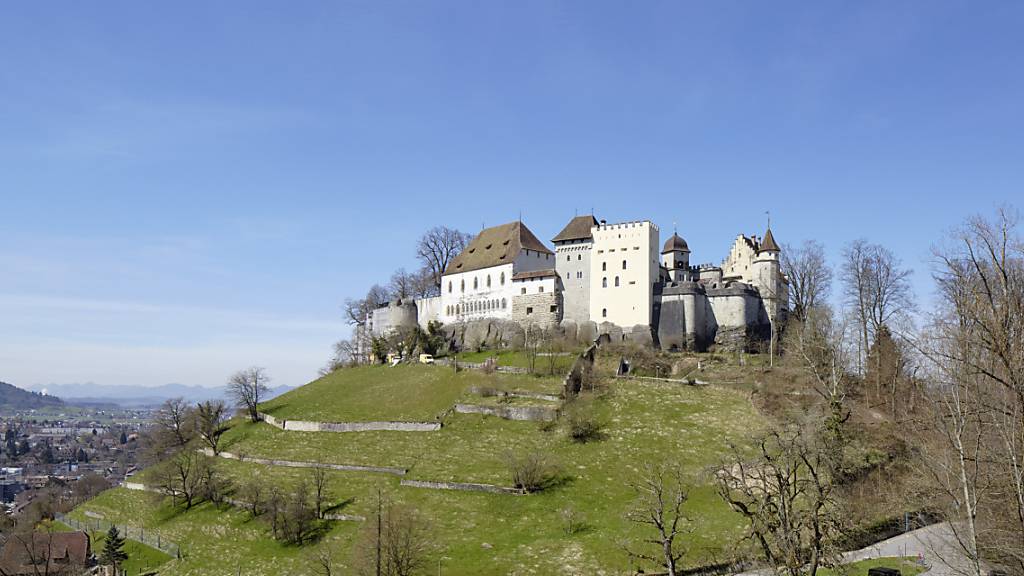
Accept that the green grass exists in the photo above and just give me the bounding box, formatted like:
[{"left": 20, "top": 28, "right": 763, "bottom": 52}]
[
  {"left": 822, "top": 557, "right": 926, "bottom": 576},
  {"left": 77, "top": 366, "right": 769, "bottom": 575},
  {"left": 453, "top": 349, "right": 578, "bottom": 374},
  {"left": 259, "top": 364, "right": 562, "bottom": 422}
]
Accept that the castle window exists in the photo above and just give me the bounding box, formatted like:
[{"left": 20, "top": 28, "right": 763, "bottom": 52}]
[
  {"left": 521, "top": 287, "right": 527, "bottom": 295},
  {"left": 473, "top": 277, "right": 478, "bottom": 290},
  {"left": 602, "top": 262, "right": 607, "bottom": 271},
  {"left": 448, "top": 281, "right": 452, "bottom": 293},
  {"left": 615, "top": 276, "right": 620, "bottom": 287},
  {"left": 539, "top": 286, "right": 545, "bottom": 293},
  {"left": 602, "top": 277, "right": 607, "bottom": 288},
  {"left": 456, "top": 304, "right": 460, "bottom": 314},
  {"left": 567, "top": 255, "right": 570, "bottom": 261},
  {"left": 566, "top": 273, "right": 570, "bottom": 280},
  {"left": 500, "top": 272, "right": 505, "bottom": 285},
  {"left": 550, "top": 305, "right": 557, "bottom": 313},
  {"left": 526, "top": 307, "right": 533, "bottom": 315},
  {"left": 577, "top": 254, "right": 581, "bottom": 260},
  {"left": 602, "top": 308, "right": 607, "bottom": 318},
  {"left": 501, "top": 298, "right": 507, "bottom": 309},
  {"left": 486, "top": 275, "right": 491, "bottom": 288},
  {"left": 460, "top": 279, "right": 465, "bottom": 293},
  {"left": 622, "top": 260, "right": 627, "bottom": 270}
]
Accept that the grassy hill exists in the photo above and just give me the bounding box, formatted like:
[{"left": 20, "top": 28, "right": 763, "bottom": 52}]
[
  {"left": 68, "top": 357, "right": 770, "bottom": 575},
  {"left": 0, "top": 380, "right": 63, "bottom": 410}
]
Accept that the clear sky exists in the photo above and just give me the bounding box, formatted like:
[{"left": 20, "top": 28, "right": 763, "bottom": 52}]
[{"left": 1, "top": 2, "right": 1021, "bottom": 389}]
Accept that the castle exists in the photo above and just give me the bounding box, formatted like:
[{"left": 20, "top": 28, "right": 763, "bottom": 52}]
[{"left": 366, "top": 216, "right": 788, "bottom": 352}]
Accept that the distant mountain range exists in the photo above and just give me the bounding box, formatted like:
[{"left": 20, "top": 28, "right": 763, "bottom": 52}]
[
  {"left": 0, "top": 380, "right": 64, "bottom": 409},
  {"left": 24, "top": 382, "right": 294, "bottom": 408}
]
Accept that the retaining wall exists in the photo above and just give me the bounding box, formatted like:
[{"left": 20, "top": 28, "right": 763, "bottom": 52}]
[
  {"left": 259, "top": 412, "right": 441, "bottom": 433},
  {"left": 400, "top": 479, "right": 524, "bottom": 495},
  {"left": 454, "top": 403, "right": 557, "bottom": 422},
  {"left": 199, "top": 448, "right": 407, "bottom": 476}
]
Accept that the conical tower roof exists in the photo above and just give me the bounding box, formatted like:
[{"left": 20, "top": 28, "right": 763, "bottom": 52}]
[{"left": 759, "top": 227, "right": 780, "bottom": 252}]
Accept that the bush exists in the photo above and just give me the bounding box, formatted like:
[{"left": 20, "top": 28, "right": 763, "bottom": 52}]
[
  {"left": 505, "top": 451, "right": 559, "bottom": 493},
  {"left": 564, "top": 399, "right": 605, "bottom": 443}
]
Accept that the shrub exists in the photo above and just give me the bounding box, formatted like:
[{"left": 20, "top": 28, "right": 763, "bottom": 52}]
[
  {"left": 505, "top": 451, "right": 559, "bottom": 493},
  {"left": 564, "top": 399, "right": 605, "bottom": 443}
]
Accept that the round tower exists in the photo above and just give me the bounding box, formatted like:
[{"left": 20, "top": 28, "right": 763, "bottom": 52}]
[{"left": 661, "top": 233, "right": 691, "bottom": 283}]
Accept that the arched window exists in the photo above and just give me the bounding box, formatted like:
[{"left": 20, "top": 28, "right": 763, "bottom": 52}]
[
  {"left": 622, "top": 259, "right": 627, "bottom": 270},
  {"left": 500, "top": 272, "right": 505, "bottom": 285},
  {"left": 456, "top": 304, "right": 461, "bottom": 314},
  {"left": 501, "top": 298, "right": 507, "bottom": 309},
  {"left": 615, "top": 276, "right": 620, "bottom": 287},
  {"left": 602, "top": 277, "right": 607, "bottom": 288},
  {"left": 473, "top": 277, "right": 478, "bottom": 290},
  {"left": 486, "top": 275, "right": 491, "bottom": 288},
  {"left": 448, "top": 281, "right": 452, "bottom": 293},
  {"left": 460, "top": 279, "right": 465, "bottom": 293},
  {"left": 602, "top": 308, "right": 607, "bottom": 318},
  {"left": 446, "top": 305, "right": 451, "bottom": 315},
  {"left": 567, "top": 255, "right": 570, "bottom": 261},
  {"left": 566, "top": 273, "right": 570, "bottom": 280},
  {"left": 577, "top": 254, "right": 581, "bottom": 261},
  {"left": 602, "top": 262, "right": 607, "bottom": 271}
]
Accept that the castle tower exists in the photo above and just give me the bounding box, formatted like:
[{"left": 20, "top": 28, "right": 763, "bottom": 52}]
[
  {"left": 752, "top": 227, "right": 785, "bottom": 332},
  {"left": 661, "top": 233, "right": 691, "bottom": 283},
  {"left": 552, "top": 215, "right": 599, "bottom": 324}
]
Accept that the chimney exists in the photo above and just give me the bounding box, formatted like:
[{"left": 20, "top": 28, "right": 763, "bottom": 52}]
[{"left": 600, "top": 219, "right": 607, "bottom": 225}]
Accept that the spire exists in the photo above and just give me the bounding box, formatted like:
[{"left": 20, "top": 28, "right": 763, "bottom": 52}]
[{"left": 760, "top": 227, "right": 780, "bottom": 253}]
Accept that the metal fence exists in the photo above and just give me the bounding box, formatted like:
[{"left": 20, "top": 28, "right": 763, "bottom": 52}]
[{"left": 55, "top": 512, "right": 181, "bottom": 559}]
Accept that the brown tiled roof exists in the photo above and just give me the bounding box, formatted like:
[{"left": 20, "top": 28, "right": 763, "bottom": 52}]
[
  {"left": 512, "top": 268, "right": 557, "bottom": 280},
  {"left": 551, "top": 215, "right": 598, "bottom": 243},
  {"left": 444, "top": 221, "right": 553, "bottom": 275},
  {"left": 759, "top": 228, "right": 780, "bottom": 252},
  {"left": 0, "top": 531, "right": 90, "bottom": 574},
  {"left": 661, "top": 233, "right": 689, "bottom": 254}
]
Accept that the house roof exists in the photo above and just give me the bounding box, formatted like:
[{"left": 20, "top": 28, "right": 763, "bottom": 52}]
[
  {"left": 444, "top": 221, "right": 553, "bottom": 275},
  {"left": 0, "top": 531, "right": 90, "bottom": 574},
  {"left": 512, "top": 269, "right": 558, "bottom": 281},
  {"left": 759, "top": 228, "right": 780, "bottom": 252},
  {"left": 551, "top": 215, "right": 598, "bottom": 243}
]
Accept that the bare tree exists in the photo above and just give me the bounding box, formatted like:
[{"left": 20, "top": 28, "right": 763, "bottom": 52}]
[
  {"left": 621, "top": 463, "right": 690, "bottom": 576},
  {"left": 841, "top": 239, "right": 915, "bottom": 374},
  {"left": 410, "top": 267, "right": 438, "bottom": 299},
  {"left": 195, "top": 400, "right": 229, "bottom": 455},
  {"left": 154, "top": 450, "right": 209, "bottom": 509},
  {"left": 344, "top": 284, "right": 392, "bottom": 326},
  {"left": 311, "top": 465, "right": 330, "bottom": 519},
  {"left": 916, "top": 206, "right": 1024, "bottom": 575},
  {"left": 388, "top": 268, "right": 417, "bottom": 300},
  {"left": 716, "top": 427, "right": 843, "bottom": 576},
  {"left": 227, "top": 367, "right": 270, "bottom": 423},
  {"left": 309, "top": 545, "right": 336, "bottom": 576},
  {"left": 155, "top": 397, "right": 195, "bottom": 448},
  {"left": 416, "top": 226, "right": 472, "bottom": 292},
  {"left": 320, "top": 338, "right": 356, "bottom": 376},
  {"left": 354, "top": 492, "right": 435, "bottom": 576},
  {"left": 782, "top": 240, "right": 832, "bottom": 322}
]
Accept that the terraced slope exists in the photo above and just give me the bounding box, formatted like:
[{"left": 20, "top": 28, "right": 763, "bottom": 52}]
[{"left": 71, "top": 364, "right": 767, "bottom": 575}]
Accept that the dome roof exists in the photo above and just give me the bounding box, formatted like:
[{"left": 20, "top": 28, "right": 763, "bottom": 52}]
[{"left": 662, "top": 233, "right": 690, "bottom": 254}]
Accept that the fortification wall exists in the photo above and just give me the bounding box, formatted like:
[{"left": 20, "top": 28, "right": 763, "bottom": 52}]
[
  {"left": 415, "top": 296, "right": 442, "bottom": 330},
  {"left": 511, "top": 291, "right": 561, "bottom": 328},
  {"left": 454, "top": 403, "right": 557, "bottom": 422},
  {"left": 259, "top": 412, "right": 441, "bottom": 432}
]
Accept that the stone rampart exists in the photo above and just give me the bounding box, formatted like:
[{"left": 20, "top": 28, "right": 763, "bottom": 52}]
[{"left": 198, "top": 448, "right": 407, "bottom": 476}]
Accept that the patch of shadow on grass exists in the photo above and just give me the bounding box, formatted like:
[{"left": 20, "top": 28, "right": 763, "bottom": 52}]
[{"left": 323, "top": 497, "right": 356, "bottom": 516}]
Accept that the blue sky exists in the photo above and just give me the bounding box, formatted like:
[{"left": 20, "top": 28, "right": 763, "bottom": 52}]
[{"left": 1, "top": 2, "right": 1021, "bottom": 388}]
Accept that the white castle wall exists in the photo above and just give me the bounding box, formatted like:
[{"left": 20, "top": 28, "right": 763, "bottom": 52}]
[
  {"left": 554, "top": 238, "right": 593, "bottom": 323},
  {"left": 590, "top": 221, "right": 660, "bottom": 328}
]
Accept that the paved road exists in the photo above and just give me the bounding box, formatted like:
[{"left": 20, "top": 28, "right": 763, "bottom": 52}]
[
  {"left": 841, "top": 522, "right": 976, "bottom": 576},
  {"left": 736, "top": 523, "right": 975, "bottom": 576}
]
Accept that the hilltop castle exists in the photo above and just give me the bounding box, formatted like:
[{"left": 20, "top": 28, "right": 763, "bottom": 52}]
[{"left": 366, "top": 216, "right": 788, "bottom": 352}]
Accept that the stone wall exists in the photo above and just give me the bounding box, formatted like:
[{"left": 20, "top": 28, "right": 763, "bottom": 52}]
[
  {"left": 199, "top": 448, "right": 407, "bottom": 476},
  {"left": 400, "top": 479, "right": 524, "bottom": 495},
  {"left": 259, "top": 412, "right": 441, "bottom": 433},
  {"left": 511, "top": 291, "right": 561, "bottom": 328},
  {"left": 454, "top": 403, "right": 557, "bottom": 422}
]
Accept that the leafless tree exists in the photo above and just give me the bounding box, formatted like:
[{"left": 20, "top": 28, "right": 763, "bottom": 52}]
[
  {"left": 416, "top": 226, "right": 472, "bottom": 292},
  {"left": 410, "top": 267, "right": 438, "bottom": 299},
  {"left": 388, "top": 268, "right": 417, "bottom": 300},
  {"left": 309, "top": 545, "right": 336, "bottom": 576},
  {"left": 155, "top": 397, "right": 195, "bottom": 448},
  {"left": 344, "top": 284, "right": 392, "bottom": 326},
  {"left": 841, "top": 239, "right": 915, "bottom": 374},
  {"left": 716, "top": 427, "right": 843, "bottom": 576},
  {"left": 239, "top": 473, "right": 265, "bottom": 517},
  {"left": 227, "top": 367, "right": 270, "bottom": 423},
  {"left": 154, "top": 450, "right": 209, "bottom": 509},
  {"left": 0, "top": 521, "right": 87, "bottom": 576},
  {"left": 914, "top": 206, "right": 1024, "bottom": 575},
  {"left": 311, "top": 464, "right": 330, "bottom": 519},
  {"left": 320, "top": 339, "right": 356, "bottom": 375},
  {"left": 782, "top": 240, "right": 832, "bottom": 322},
  {"left": 354, "top": 491, "right": 435, "bottom": 576},
  {"left": 621, "top": 463, "right": 690, "bottom": 576},
  {"left": 195, "top": 399, "right": 229, "bottom": 455}
]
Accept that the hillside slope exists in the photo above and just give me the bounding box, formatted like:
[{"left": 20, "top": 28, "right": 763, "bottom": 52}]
[
  {"left": 0, "top": 380, "right": 62, "bottom": 409},
  {"left": 70, "top": 360, "right": 767, "bottom": 575}
]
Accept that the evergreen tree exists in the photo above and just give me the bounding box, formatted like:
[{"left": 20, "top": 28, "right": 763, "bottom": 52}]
[
  {"left": 119, "top": 430, "right": 128, "bottom": 445},
  {"left": 99, "top": 525, "right": 129, "bottom": 569}
]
